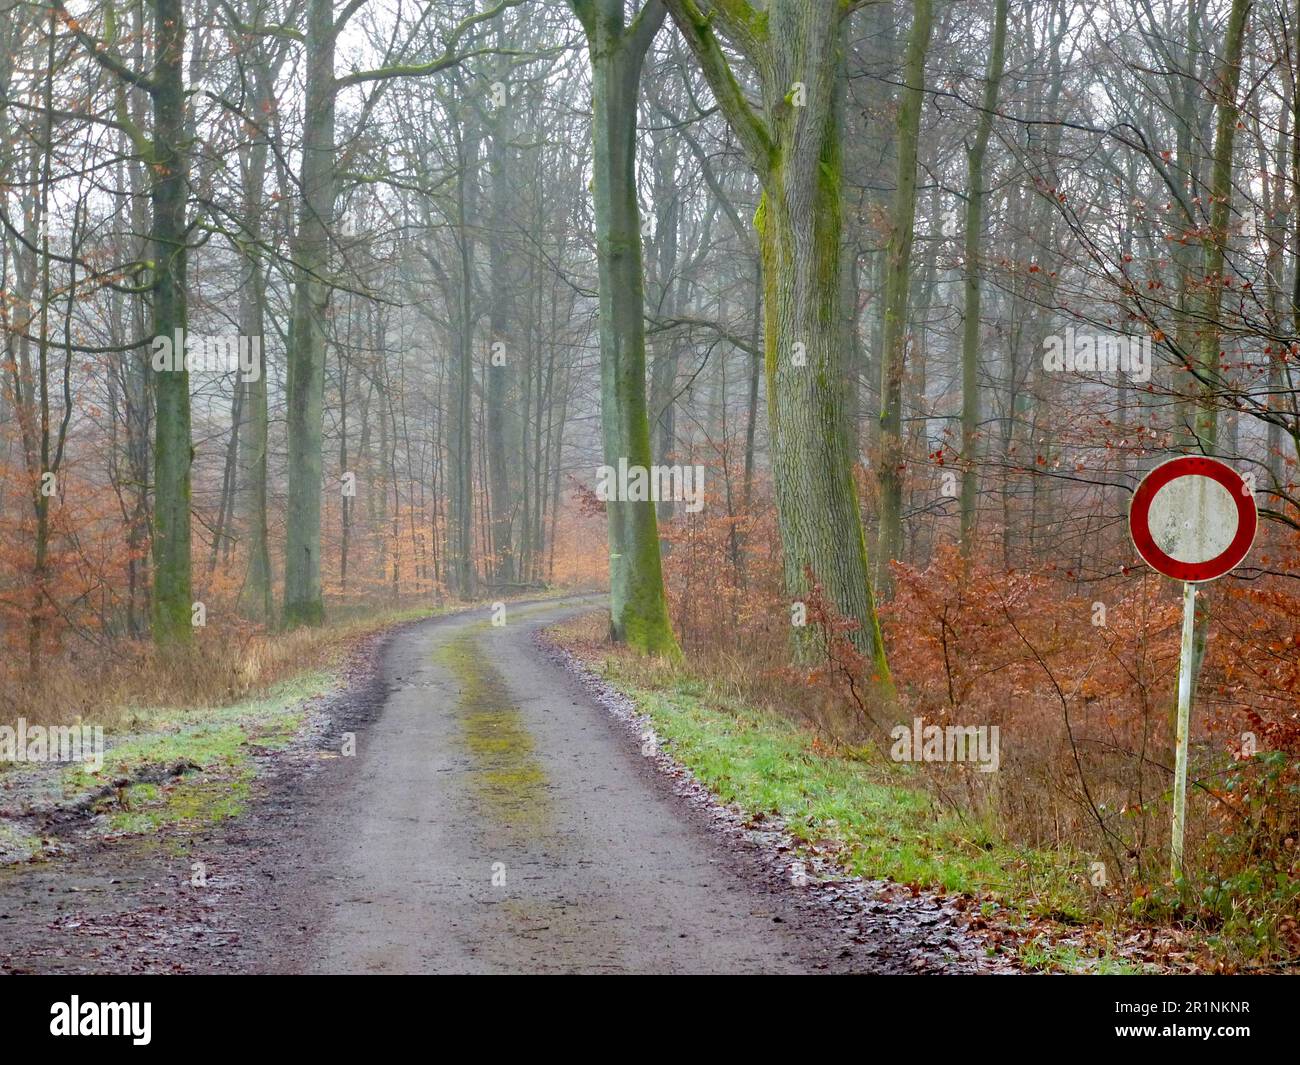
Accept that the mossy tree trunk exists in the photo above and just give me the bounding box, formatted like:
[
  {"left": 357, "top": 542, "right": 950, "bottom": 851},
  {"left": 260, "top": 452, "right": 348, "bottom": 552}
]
[
  {"left": 1185, "top": 0, "right": 1251, "bottom": 707},
  {"left": 1191, "top": 0, "right": 1250, "bottom": 457},
  {"left": 568, "top": 0, "right": 678, "bottom": 655},
  {"left": 150, "top": 0, "right": 193, "bottom": 644},
  {"left": 664, "top": 0, "right": 889, "bottom": 682},
  {"left": 282, "top": 0, "right": 335, "bottom": 627}
]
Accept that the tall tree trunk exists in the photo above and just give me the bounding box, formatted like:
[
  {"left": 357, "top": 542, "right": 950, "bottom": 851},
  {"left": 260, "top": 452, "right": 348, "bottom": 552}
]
[
  {"left": 1191, "top": 0, "right": 1250, "bottom": 456},
  {"left": 664, "top": 0, "right": 890, "bottom": 681},
  {"left": 486, "top": 69, "right": 517, "bottom": 585},
  {"left": 236, "top": 41, "right": 278, "bottom": 625},
  {"left": 1184, "top": 0, "right": 1251, "bottom": 714},
  {"left": 283, "top": 0, "right": 335, "bottom": 627},
  {"left": 150, "top": 0, "right": 193, "bottom": 643},
  {"left": 449, "top": 117, "right": 479, "bottom": 599},
  {"left": 240, "top": 248, "right": 272, "bottom": 622},
  {"left": 958, "top": 0, "right": 1008, "bottom": 559},
  {"left": 572, "top": 0, "right": 678, "bottom": 654},
  {"left": 877, "top": 0, "right": 933, "bottom": 595}
]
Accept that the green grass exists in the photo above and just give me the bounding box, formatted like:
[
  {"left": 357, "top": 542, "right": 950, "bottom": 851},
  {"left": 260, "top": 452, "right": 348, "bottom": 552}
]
[
  {"left": 0, "top": 820, "right": 42, "bottom": 862},
  {"left": 599, "top": 663, "right": 1141, "bottom": 971},
  {"left": 625, "top": 676, "right": 1085, "bottom": 911},
  {"left": 1019, "top": 940, "right": 1153, "bottom": 974},
  {"left": 57, "top": 671, "right": 332, "bottom": 839},
  {"left": 107, "top": 769, "right": 255, "bottom": 835}
]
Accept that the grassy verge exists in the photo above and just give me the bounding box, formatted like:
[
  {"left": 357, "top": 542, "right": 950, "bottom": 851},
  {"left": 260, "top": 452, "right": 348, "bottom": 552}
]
[
  {"left": 59, "top": 670, "right": 329, "bottom": 839},
  {"left": 549, "top": 614, "right": 1165, "bottom": 974}
]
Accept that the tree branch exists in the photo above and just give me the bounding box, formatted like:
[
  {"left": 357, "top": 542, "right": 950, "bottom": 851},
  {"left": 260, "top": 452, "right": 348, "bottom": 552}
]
[{"left": 662, "top": 0, "right": 773, "bottom": 178}]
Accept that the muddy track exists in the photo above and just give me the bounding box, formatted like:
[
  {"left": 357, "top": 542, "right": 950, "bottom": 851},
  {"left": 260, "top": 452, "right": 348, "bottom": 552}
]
[{"left": 0, "top": 597, "right": 1010, "bottom": 975}]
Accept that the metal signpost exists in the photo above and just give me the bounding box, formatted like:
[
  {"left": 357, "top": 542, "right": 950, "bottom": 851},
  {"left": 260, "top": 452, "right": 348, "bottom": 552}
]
[{"left": 1128, "top": 456, "right": 1258, "bottom": 879}]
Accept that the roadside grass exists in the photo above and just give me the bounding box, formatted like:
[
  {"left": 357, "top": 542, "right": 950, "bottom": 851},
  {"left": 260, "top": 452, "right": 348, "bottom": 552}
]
[
  {"left": 58, "top": 671, "right": 324, "bottom": 838},
  {"left": 1019, "top": 940, "right": 1148, "bottom": 974},
  {"left": 548, "top": 613, "right": 1158, "bottom": 974},
  {"left": 2, "top": 603, "right": 439, "bottom": 736},
  {"left": 626, "top": 679, "right": 1091, "bottom": 917},
  {"left": 3, "top": 589, "right": 584, "bottom": 735}
]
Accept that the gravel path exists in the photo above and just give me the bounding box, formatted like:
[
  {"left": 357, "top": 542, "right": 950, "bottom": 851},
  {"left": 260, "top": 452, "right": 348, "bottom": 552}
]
[
  {"left": 277, "top": 599, "right": 827, "bottom": 973},
  {"left": 0, "top": 597, "right": 1009, "bottom": 975}
]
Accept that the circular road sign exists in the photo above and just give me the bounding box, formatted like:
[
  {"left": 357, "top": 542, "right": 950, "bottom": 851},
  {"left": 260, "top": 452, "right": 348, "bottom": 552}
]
[{"left": 1129, "top": 456, "right": 1257, "bottom": 582}]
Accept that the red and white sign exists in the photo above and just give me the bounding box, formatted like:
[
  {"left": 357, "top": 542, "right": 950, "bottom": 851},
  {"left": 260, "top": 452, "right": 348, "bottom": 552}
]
[{"left": 1129, "top": 456, "right": 1257, "bottom": 582}]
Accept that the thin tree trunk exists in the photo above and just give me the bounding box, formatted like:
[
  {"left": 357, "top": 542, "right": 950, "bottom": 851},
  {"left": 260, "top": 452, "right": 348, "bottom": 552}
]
[
  {"left": 958, "top": 0, "right": 1008, "bottom": 559},
  {"left": 877, "top": 0, "right": 933, "bottom": 595}
]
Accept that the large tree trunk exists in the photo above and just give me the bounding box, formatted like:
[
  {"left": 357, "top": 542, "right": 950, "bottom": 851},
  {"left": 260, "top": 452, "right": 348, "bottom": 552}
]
[
  {"left": 283, "top": 0, "right": 335, "bottom": 627},
  {"left": 757, "top": 26, "right": 887, "bottom": 676},
  {"left": 575, "top": 0, "right": 677, "bottom": 654},
  {"left": 663, "top": 0, "right": 890, "bottom": 682},
  {"left": 150, "top": 0, "right": 193, "bottom": 644}
]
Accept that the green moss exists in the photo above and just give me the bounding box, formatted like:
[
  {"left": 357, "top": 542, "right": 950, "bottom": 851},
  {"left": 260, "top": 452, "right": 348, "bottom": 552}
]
[
  {"left": 0, "top": 820, "right": 43, "bottom": 862},
  {"left": 107, "top": 768, "right": 253, "bottom": 834},
  {"left": 435, "top": 632, "right": 551, "bottom": 835},
  {"left": 59, "top": 673, "right": 323, "bottom": 840}
]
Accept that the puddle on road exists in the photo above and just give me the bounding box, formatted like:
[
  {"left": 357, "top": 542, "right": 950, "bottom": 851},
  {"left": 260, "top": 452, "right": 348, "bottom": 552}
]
[{"left": 433, "top": 631, "right": 551, "bottom": 842}]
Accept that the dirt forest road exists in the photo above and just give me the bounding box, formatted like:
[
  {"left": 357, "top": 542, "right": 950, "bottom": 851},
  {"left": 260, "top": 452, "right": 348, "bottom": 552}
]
[
  {"left": 268, "top": 597, "right": 839, "bottom": 974},
  {"left": 0, "top": 596, "right": 1006, "bottom": 975}
]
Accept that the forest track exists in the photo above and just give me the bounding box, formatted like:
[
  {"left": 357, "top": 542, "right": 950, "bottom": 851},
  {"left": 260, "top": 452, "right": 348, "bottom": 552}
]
[{"left": 0, "top": 596, "right": 1007, "bottom": 974}]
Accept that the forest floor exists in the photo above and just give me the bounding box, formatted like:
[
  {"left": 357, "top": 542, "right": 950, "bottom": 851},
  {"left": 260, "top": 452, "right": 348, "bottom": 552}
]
[{"left": 0, "top": 596, "right": 1011, "bottom": 974}]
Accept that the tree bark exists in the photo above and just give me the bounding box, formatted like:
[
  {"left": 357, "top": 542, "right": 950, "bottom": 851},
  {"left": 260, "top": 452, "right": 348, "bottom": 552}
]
[
  {"left": 150, "top": 0, "right": 193, "bottom": 644},
  {"left": 664, "top": 0, "right": 890, "bottom": 682},
  {"left": 958, "top": 0, "right": 1008, "bottom": 559},
  {"left": 876, "top": 0, "right": 933, "bottom": 595},
  {"left": 283, "top": 0, "right": 335, "bottom": 627},
  {"left": 571, "top": 0, "right": 678, "bottom": 654}
]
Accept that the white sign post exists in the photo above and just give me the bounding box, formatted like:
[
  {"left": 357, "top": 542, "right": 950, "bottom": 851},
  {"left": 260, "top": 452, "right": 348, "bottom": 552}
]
[
  {"left": 1171, "top": 580, "right": 1197, "bottom": 879},
  {"left": 1128, "top": 457, "right": 1257, "bottom": 879}
]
